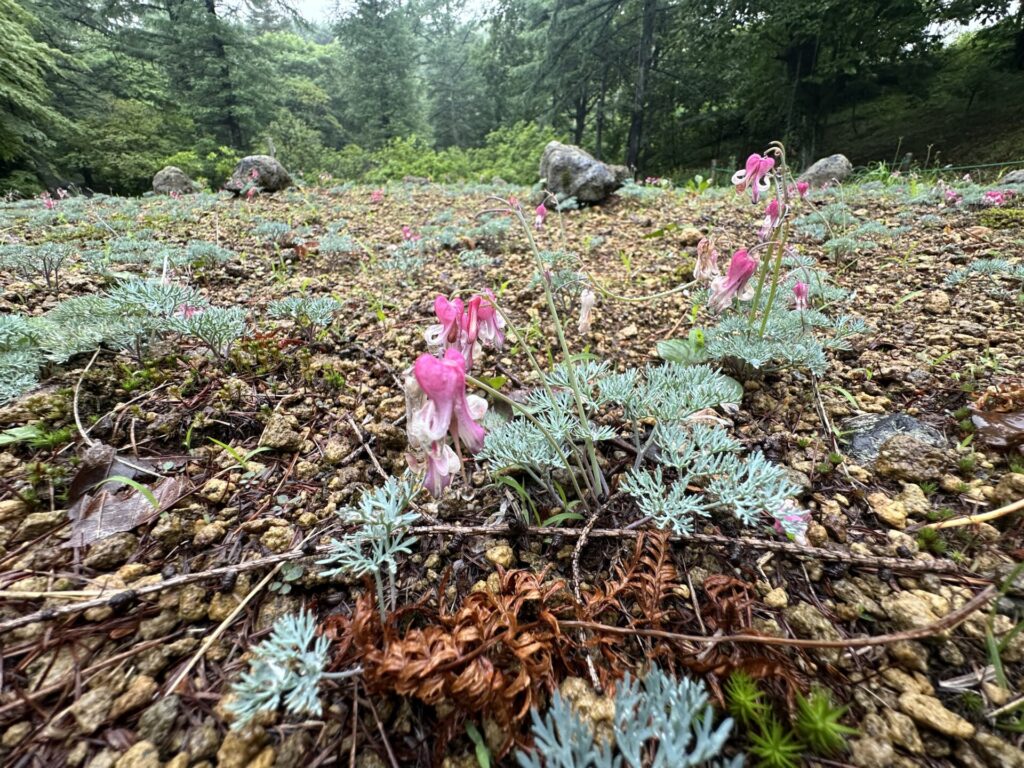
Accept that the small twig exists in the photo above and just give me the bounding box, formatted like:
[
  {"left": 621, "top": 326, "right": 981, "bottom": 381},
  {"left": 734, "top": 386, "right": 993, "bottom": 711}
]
[
  {"left": 989, "top": 693, "right": 1024, "bottom": 719},
  {"left": 0, "top": 521, "right": 976, "bottom": 635},
  {"left": 571, "top": 511, "right": 603, "bottom": 694},
  {"left": 346, "top": 415, "right": 387, "bottom": 480},
  {"left": 562, "top": 584, "right": 996, "bottom": 649},
  {"left": 923, "top": 497, "right": 1024, "bottom": 530},
  {"left": 164, "top": 562, "right": 283, "bottom": 696},
  {"left": 366, "top": 692, "right": 400, "bottom": 768}
]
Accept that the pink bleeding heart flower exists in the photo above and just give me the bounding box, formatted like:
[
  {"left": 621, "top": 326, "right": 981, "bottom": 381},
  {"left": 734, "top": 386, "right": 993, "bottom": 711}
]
[
  {"left": 707, "top": 249, "right": 758, "bottom": 314},
  {"left": 731, "top": 153, "right": 775, "bottom": 203},
  {"left": 694, "top": 238, "right": 720, "bottom": 283},
  {"left": 407, "top": 440, "right": 461, "bottom": 497},
  {"left": 792, "top": 281, "right": 809, "bottom": 311},
  {"left": 370, "top": 189, "right": 384, "bottom": 203},
  {"left": 402, "top": 225, "right": 420, "bottom": 241},
  {"left": 474, "top": 289, "right": 505, "bottom": 350},
  {"left": 759, "top": 198, "right": 783, "bottom": 240},
  {"left": 508, "top": 195, "right": 520, "bottom": 210},
  {"left": 945, "top": 188, "right": 962, "bottom": 205},
  {"left": 41, "top": 192, "right": 56, "bottom": 210},
  {"left": 410, "top": 349, "right": 487, "bottom": 453},
  {"left": 424, "top": 295, "right": 465, "bottom": 352},
  {"left": 176, "top": 303, "right": 203, "bottom": 320},
  {"left": 984, "top": 190, "right": 1014, "bottom": 207},
  {"left": 246, "top": 187, "right": 257, "bottom": 202},
  {"left": 534, "top": 203, "right": 548, "bottom": 229},
  {"left": 796, "top": 181, "right": 809, "bottom": 199}
]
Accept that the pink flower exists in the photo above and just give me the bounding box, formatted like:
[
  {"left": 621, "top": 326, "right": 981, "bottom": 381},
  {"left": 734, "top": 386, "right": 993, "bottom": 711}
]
[
  {"left": 508, "top": 195, "right": 520, "bottom": 210},
  {"left": 246, "top": 187, "right": 257, "bottom": 202},
  {"left": 250, "top": 168, "right": 260, "bottom": 181},
  {"left": 41, "top": 192, "right": 56, "bottom": 210},
  {"left": 773, "top": 501, "right": 810, "bottom": 546},
  {"left": 945, "top": 188, "right": 962, "bottom": 205},
  {"left": 534, "top": 203, "right": 548, "bottom": 229},
  {"left": 796, "top": 181, "right": 809, "bottom": 199},
  {"left": 407, "top": 441, "right": 461, "bottom": 497},
  {"left": 758, "top": 198, "right": 783, "bottom": 240},
  {"left": 731, "top": 153, "right": 775, "bottom": 203},
  {"left": 370, "top": 189, "right": 384, "bottom": 203},
  {"left": 402, "top": 225, "right": 420, "bottom": 241},
  {"left": 577, "top": 288, "right": 596, "bottom": 334},
  {"left": 176, "top": 303, "right": 203, "bottom": 320},
  {"left": 707, "top": 249, "right": 758, "bottom": 313},
  {"left": 984, "top": 190, "right": 1015, "bottom": 207},
  {"left": 473, "top": 289, "right": 505, "bottom": 350},
  {"left": 56, "top": 187, "right": 69, "bottom": 200},
  {"left": 424, "top": 295, "right": 464, "bottom": 351},
  {"left": 170, "top": 190, "right": 182, "bottom": 201},
  {"left": 694, "top": 238, "right": 720, "bottom": 283},
  {"left": 410, "top": 349, "right": 487, "bottom": 453},
  {"left": 792, "top": 281, "right": 809, "bottom": 311}
]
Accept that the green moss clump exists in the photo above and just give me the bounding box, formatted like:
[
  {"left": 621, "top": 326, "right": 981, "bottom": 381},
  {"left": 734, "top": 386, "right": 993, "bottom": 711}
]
[{"left": 978, "top": 207, "right": 1024, "bottom": 229}]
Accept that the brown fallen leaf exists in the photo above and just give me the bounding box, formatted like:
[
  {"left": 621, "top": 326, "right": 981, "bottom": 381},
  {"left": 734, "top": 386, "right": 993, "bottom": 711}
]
[
  {"left": 65, "top": 476, "right": 183, "bottom": 548},
  {"left": 971, "top": 410, "right": 1024, "bottom": 453}
]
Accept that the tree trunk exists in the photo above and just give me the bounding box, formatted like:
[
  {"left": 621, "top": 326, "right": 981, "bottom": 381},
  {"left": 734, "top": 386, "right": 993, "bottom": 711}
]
[
  {"left": 573, "top": 89, "right": 588, "bottom": 145},
  {"left": 595, "top": 66, "right": 607, "bottom": 160},
  {"left": 204, "top": 0, "right": 243, "bottom": 148},
  {"left": 625, "top": 0, "right": 656, "bottom": 170}
]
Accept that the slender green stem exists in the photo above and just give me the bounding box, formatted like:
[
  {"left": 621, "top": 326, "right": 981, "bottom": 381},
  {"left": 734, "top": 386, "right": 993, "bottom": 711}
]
[
  {"left": 589, "top": 277, "right": 697, "bottom": 304},
  {"left": 466, "top": 375, "right": 589, "bottom": 504},
  {"left": 520, "top": 217, "right": 606, "bottom": 500},
  {"left": 759, "top": 221, "right": 791, "bottom": 337},
  {"left": 491, "top": 305, "right": 598, "bottom": 502}
]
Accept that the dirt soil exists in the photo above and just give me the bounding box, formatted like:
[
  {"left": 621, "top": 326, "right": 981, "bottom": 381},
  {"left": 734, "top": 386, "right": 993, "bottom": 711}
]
[{"left": 0, "top": 181, "right": 1023, "bottom": 767}]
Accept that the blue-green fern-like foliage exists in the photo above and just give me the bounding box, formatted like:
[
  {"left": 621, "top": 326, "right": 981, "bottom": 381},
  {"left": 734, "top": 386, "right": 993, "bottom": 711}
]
[
  {"left": 945, "top": 257, "right": 1024, "bottom": 298},
  {"left": 517, "top": 667, "right": 743, "bottom": 768},
  {"left": 226, "top": 610, "right": 330, "bottom": 729},
  {"left": 0, "top": 277, "right": 250, "bottom": 404},
  {"left": 663, "top": 254, "right": 865, "bottom": 377},
  {"left": 268, "top": 296, "right": 342, "bottom": 334},
  {"left": 317, "top": 473, "right": 422, "bottom": 580}
]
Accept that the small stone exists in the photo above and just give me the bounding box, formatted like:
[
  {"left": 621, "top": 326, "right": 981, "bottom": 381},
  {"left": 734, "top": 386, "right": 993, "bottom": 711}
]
[
  {"left": 982, "top": 681, "right": 1011, "bottom": 706},
  {"left": 260, "top": 525, "right": 294, "bottom": 553},
  {"left": 888, "top": 640, "right": 929, "bottom": 672},
  {"left": 138, "top": 695, "right": 179, "bottom": 748},
  {"left": 993, "top": 472, "right": 1024, "bottom": 507},
  {"left": 216, "top": 725, "right": 267, "bottom": 768},
  {"left": 485, "top": 544, "right": 515, "bottom": 569},
  {"left": 184, "top": 718, "right": 220, "bottom": 760},
  {"left": 975, "top": 731, "right": 1024, "bottom": 767},
  {"left": 259, "top": 413, "right": 303, "bottom": 452},
  {"left": 69, "top": 686, "right": 113, "bottom": 734},
  {"left": 898, "top": 692, "right": 975, "bottom": 738},
  {"left": 164, "top": 755, "right": 190, "bottom": 768},
  {"left": 806, "top": 522, "right": 828, "bottom": 547},
  {"left": 113, "top": 741, "right": 161, "bottom": 768},
  {"left": 884, "top": 709, "right": 924, "bottom": 754},
  {"left": 1, "top": 721, "right": 31, "bottom": 747},
  {"left": 896, "top": 483, "right": 931, "bottom": 517},
  {"left": 87, "top": 749, "right": 120, "bottom": 768},
  {"left": 208, "top": 591, "right": 242, "bottom": 622},
  {"left": 110, "top": 675, "right": 158, "bottom": 719},
  {"left": 785, "top": 601, "right": 843, "bottom": 663},
  {"left": 867, "top": 492, "right": 908, "bottom": 529},
  {"left": 194, "top": 520, "right": 227, "bottom": 547},
  {"left": 84, "top": 532, "right": 138, "bottom": 570},
  {"left": 201, "top": 478, "right": 234, "bottom": 504},
  {"left": 0, "top": 498, "right": 27, "bottom": 522},
  {"left": 618, "top": 323, "right": 638, "bottom": 339},
  {"left": 849, "top": 737, "right": 895, "bottom": 767},
  {"left": 923, "top": 290, "right": 951, "bottom": 315},
  {"left": 882, "top": 592, "right": 942, "bottom": 631},
  {"left": 246, "top": 746, "right": 277, "bottom": 768},
  {"left": 14, "top": 510, "right": 65, "bottom": 542},
  {"left": 178, "top": 584, "right": 209, "bottom": 622},
  {"left": 763, "top": 587, "right": 788, "bottom": 609},
  {"left": 138, "top": 609, "right": 178, "bottom": 641},
  {"left": 875, "top": 434, "right": 948, "bottom": 483}
]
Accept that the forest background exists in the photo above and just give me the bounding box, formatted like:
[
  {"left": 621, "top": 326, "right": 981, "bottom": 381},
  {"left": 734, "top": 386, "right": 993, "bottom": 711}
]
[{"left": 3, "top": 0, "right": 1024, "bottom": 195}]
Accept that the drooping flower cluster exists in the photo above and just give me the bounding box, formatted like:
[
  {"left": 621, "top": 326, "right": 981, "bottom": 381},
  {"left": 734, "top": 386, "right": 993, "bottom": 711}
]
[
  {"left": 707, "top": 249, "right": 757, "bottom": 313},
  {"left": 370, "top": 189, "right": 384, "bottom": 203},
  {"left": 406, "top": 290, "right": 505, "bottom": 495},
  {"left": 732, "top": 153, "right": 775, "bottom": 203}
]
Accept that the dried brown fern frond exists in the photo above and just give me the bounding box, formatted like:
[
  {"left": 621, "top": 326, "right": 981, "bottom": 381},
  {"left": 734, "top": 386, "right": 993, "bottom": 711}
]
[{"left": 327, "top": 569, "right": 573, "bottom": 754}]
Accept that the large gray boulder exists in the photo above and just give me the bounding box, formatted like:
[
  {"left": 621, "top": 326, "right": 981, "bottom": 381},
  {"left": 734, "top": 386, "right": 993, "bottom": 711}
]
[
  {"left": 223, "top": 155, "right": 291, "bottom": 194},
  {"left": 1000, "top": 168, "right": 1024, "bottom": 185},
  {"left": 798, "top": 154, "right": 853, "bottom": 188},
  {"left": 152, "top": 166, "right": 198, "bottom": 196},
  {"left": 539, "top": 142, "right": 626, "bottom": 203}
]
